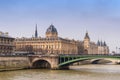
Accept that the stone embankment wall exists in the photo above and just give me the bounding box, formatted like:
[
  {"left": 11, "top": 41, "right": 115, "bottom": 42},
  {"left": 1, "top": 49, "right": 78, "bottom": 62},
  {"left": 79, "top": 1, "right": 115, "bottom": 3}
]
[{"left": 0, "top": 56, "right": 30, "bottom": 71}]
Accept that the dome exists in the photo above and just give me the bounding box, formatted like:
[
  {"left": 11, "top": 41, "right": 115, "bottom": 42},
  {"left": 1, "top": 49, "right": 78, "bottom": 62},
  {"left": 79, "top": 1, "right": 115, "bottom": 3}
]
[
  {"left": 46, "top": 24, "right": 58, "bottom": 38},
  {"left": 46, "top": 24, "right": 58, "bottom": 34}
]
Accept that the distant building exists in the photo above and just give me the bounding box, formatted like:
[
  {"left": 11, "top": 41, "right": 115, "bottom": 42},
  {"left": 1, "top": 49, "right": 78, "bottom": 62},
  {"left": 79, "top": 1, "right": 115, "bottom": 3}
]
[
  {"left": 83, "top": 31, "right": 109, "bottom": 54},
  {"left": 0, "top": 32, "right": 15, "bottom": 54},
  {"left": 15, "top": 24, "right": 109, "bottom": 55}
]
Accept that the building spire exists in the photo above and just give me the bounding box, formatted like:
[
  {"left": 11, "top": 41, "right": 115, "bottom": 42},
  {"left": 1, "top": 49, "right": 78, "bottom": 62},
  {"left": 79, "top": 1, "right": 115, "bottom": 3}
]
[
  {"left": 35, "top": 24, "right": 38, "bottom": 38},
  {"left": 100, "top": 40, "right": 103, "bottom": 46},
  {"left": 97, "top": 40, "right": 100, "bottom": 46},
  {"left": 104, "top": 41, "right": 107, "bottom": 46},
  {"left": 84, "top": 31, "right": 90, "bottom": 40}
]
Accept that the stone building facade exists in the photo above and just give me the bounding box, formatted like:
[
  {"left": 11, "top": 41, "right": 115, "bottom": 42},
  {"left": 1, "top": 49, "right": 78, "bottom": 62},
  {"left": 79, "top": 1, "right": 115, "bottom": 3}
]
[
  {"left": 15, "top": 24, "right": 109, "bottom": 55},
  {"left": 0, "top": 32, "right": 15, "bottom": 54},
  {"left": 15, "top": 24, "right": 78, "bottom": 54}
]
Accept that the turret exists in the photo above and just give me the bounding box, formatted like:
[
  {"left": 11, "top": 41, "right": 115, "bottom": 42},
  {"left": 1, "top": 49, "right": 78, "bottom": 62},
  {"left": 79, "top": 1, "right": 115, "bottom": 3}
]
[
  {"left": 84, "top": 31, "right": 90, "bottom": 40},
  {"left": 97, "top": 40, "right": 100, "bottom": 46},
  {"left": 103, "top": 41, "right": 107, "bottom": 46},
  {"left": 84, "top": 31, "right": 90, "bottom": 49},
  {"left": 100, "top": 41, "right": 103, "bottom": 46}
]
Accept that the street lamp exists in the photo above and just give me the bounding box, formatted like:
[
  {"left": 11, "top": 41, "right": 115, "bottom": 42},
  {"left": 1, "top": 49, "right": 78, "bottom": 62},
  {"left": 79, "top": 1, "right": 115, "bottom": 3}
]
[
  {"left": 116, "top": 47, "right": 118, "bottom": 54},
  {"left": 119, "top": 48, "right": 120, "bottom": 54}
]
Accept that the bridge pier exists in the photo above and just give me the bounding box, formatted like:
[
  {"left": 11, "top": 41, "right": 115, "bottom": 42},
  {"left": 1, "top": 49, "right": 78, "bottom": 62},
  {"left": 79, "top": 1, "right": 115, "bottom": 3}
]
[
  {"left": 50, "top": 57, "right": 59, "bottom": 70},
  {"left": 51, "top": 65, "right": 59, "bottom": 70},
  {"left": 30, "top": 54, "right": 60, "bottom": 70}
]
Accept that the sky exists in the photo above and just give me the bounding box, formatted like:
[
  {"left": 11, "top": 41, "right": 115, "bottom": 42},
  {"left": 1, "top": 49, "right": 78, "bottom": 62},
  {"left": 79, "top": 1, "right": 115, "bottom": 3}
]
[{"left": 0, "top": 0, "right": 120, "bottom": 52}]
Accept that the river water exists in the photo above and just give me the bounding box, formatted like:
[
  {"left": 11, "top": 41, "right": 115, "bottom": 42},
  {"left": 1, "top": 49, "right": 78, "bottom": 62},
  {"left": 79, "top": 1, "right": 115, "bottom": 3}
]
[{"left": 0, "top": 65, "right": 120, "bottom": 80}]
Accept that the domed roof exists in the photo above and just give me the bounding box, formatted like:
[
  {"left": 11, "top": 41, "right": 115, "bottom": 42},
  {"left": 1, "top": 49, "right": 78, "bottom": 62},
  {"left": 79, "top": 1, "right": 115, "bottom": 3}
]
[{"left": 46, "top": 24, "right": 58, "bottom": 34}]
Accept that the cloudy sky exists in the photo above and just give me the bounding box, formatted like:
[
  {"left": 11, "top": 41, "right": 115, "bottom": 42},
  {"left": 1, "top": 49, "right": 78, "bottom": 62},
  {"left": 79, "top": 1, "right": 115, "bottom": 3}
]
[{"left": 0, "top": 0, "right": 120, "bottom": 52}]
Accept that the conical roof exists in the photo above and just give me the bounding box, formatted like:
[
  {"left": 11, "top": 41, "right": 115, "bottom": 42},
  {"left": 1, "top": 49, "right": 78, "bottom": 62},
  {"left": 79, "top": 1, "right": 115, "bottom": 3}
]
[
  {"left": 97, "top": 40, "right": 100, "bottom": 46},
  {"left": 84, "top": 31, "right": 90, "bottom": 39},
  {"left": 103, "top": 41, "right": 107, "bottom": 46}
]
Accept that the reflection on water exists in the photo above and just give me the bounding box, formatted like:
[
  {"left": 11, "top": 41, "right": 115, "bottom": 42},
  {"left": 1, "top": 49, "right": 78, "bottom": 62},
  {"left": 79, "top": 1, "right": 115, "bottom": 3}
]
[{"left": 0, "top": 65, "right": 120, "bottom": 80}]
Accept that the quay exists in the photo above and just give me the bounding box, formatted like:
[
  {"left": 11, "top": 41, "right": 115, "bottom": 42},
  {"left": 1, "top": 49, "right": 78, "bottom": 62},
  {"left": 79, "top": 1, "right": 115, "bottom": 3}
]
[{"left": 0, "top": 54, "right": 120, "bottom": 71}]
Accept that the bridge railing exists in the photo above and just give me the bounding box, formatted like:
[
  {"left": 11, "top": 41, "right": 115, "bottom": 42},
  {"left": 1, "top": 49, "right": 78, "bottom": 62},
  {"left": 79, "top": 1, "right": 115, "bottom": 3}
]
[
  {"left": 59, "top": 54, "right": 120, "bottom": 57},
  {"left": 0, "top": 54, "right": 28, "bottom": 57}
]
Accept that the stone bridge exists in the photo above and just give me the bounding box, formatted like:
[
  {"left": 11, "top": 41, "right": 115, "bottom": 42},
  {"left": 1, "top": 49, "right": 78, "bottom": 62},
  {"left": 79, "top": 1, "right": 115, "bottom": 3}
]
[{"left": 28, "top": 54, "right": 59, "bottom": 69}]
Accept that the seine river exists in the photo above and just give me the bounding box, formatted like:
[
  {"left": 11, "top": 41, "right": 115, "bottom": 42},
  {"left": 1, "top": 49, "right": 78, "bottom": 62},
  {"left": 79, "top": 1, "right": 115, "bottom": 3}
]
[{"left": 0, "top": 65, "right": 120, "bottom": 80}]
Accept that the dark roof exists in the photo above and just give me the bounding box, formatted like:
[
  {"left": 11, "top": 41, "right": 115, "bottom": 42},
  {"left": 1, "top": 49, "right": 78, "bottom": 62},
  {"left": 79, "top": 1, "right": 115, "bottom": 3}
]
[
  {"left": 0, "top": 32, "right": 14, "bottom": 39},
  {"left": 97, "top": 40, "right": 100, "bottom": 46},
  {"left": 97, "top": 40, "right": 107, "bottom": 46},
  {"left": 84, "top": 32, "right": 90, "bottom": 39},
  {"left": 103, "top": 41, "right": 107, "bottom": 46},
  {"left": 46, "top": 24, "right": 58, "bottom": 34}
]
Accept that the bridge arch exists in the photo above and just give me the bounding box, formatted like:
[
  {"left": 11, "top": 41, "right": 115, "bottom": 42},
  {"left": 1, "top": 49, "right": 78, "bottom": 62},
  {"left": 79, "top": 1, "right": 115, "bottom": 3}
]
[
  {"left": 59, "top": 56, "right": 120, "bottom": 68},
  {"left": 32, "top": 59, "right": 51, "bottom": 69},
  {"left": 91, "top": 58, "right": 112, "bottom": 64},
  {"left": 59, "top": 58, "right": 89, "bottom": 67}
]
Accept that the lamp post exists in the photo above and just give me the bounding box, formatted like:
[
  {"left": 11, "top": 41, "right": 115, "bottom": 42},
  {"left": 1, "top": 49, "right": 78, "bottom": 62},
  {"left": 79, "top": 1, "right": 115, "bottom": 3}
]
[
  {"left": 119, "top": 48, "right": 120, "bottom": 54},
  {"left": 92, "top": 47, "right": 93, "bottom": 55},
  {"left": 116, "top": 47, "right": 118, "bottom": 54}
]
